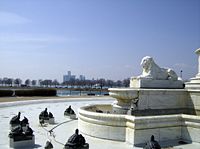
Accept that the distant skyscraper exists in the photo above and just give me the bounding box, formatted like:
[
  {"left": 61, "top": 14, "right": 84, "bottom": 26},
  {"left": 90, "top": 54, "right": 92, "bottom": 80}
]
[
  {"left": 68, "top": 71, "right": 71, "bottom": 76},
  {"left": 79, "top": 75, "right": 86, "bottom": 81},
  {"left": 63, "top": 71, "right": 76, "bottom": 82}
]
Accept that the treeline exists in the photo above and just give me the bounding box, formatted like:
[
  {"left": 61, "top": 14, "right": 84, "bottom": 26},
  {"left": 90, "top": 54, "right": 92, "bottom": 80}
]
[
  {"left": 0, "top": 89, "right": 56, "bottom": 97},
  {"left": 0, "top": 78, "right": 130, "bottom": 88},
  {"left": 61, "top": 78, "right": 130, "bottom": 89}
]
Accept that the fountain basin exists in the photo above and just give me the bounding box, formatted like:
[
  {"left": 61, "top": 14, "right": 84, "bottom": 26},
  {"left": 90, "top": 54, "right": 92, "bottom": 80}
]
[
  {"left": 78, "top": 104, "right": 200, "bottom": 146},
  {"left": 78, "top": 104, "right": 128, "bottom": 141}
]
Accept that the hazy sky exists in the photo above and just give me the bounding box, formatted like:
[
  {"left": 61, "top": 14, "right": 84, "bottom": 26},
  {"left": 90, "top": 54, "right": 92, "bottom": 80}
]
[{"left": 0, "top": 0, "right": 200, "bottom": 82}]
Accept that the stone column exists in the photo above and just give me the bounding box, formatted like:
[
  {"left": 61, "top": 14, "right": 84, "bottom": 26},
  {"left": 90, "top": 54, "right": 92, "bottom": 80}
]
[
  {"left": 196, "top": 48, "right": 200, "bottom": 77},
  {"left": 185, "top": 48, "right": 200, "bottom": 89}
]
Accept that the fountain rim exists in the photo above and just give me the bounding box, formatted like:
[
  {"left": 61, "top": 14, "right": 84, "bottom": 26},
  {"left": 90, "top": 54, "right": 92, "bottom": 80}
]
[
  {"left": 78, "top": 103, "right": 200, "bottom": 130},
  {"left": 78, "top": 104, "right": 200, "bottom": 124},
  {"left": 108, "top": 88, "right": 187, "bottom": 92}
]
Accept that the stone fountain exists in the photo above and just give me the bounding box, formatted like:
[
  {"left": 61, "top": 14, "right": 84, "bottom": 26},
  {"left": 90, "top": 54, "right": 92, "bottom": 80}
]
[
  {"left": 78, "top": 48, "right": 200, "bottom": 147},
  {"left": 109, "top": 55, "right": 184, "bottom": 115}
]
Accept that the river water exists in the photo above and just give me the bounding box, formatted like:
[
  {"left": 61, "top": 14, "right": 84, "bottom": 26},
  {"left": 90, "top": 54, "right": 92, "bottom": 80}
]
[{"left": 57, "top": 90, "right": 109, "bottom": 96}]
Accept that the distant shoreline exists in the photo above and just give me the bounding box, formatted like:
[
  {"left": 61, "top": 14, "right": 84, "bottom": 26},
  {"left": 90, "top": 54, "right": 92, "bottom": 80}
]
[
  {"left": 0, "top": 86, "right": 109, "bottom": 91},
  {"left": 0, "top": 87, "right": 109, "bottom": 102},
  {"left": 0, "top": 95, "right": 109, "bottom": 103}
]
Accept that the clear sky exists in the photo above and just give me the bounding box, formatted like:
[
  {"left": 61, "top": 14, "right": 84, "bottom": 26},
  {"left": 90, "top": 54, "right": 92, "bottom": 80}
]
[{"left": 0, "top": 0, "right": 200, "bottom": 82}]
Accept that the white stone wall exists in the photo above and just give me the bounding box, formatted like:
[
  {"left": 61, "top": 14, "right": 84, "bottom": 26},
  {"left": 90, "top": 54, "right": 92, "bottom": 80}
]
[
  {"left": 187, "top": 90, "right": 200, "bottom": 111},
  {"left": 137, "top": 89, "right": 188, "bottom": 110}
]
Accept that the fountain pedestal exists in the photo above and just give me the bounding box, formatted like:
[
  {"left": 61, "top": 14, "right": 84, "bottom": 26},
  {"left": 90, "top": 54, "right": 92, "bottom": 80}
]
[
  {"left": 130, "top": 77, "right": 184, "bottom": 89},
  {"left": 185, "top": 48, "right": 200, "bottom": 89}
]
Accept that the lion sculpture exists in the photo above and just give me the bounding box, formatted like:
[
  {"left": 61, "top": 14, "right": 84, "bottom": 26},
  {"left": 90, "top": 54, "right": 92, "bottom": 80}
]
[{"left": 139, "top": 56, "right": 178, "bottom": 80}]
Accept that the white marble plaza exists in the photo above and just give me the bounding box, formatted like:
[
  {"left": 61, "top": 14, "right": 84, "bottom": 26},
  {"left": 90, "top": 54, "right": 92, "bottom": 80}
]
[
  {"left": 0, "top": 97, "right": 200, "bottom": 149},
  {"left": 0, "top": 97, "right": 133, "bottom": 149}
]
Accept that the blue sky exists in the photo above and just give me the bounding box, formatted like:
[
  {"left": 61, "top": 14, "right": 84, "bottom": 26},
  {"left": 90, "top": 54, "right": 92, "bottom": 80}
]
[{"left": 0, "top": 0, "right": 200, "bottom": 82}]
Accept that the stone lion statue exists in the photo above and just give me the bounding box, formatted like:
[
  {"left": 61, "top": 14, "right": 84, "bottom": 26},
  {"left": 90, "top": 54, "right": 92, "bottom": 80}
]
[{"left": 139, "top": 56, "right": 178, "bottom": 80}]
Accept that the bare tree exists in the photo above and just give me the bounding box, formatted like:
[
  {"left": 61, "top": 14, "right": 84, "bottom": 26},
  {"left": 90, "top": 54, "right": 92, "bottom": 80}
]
[
  {"left": 122, "top": 78, "right": 130, "bottom": 87},
  {"left": 25, "top": 79, "right": 31, "bottom": 87},
  {"left": 43, "top": 79, "right": 52, "bottom": 87},
  {"left": 116, "top": 80, "right": 122, "bottom": 87},
  {"left": 0, "top": 78, "right": 2, "bottom": 86},
  {"left": 31, "top": 80, "right": 37, "bottom": 86},
  {"left": 7, "top": 78, "right": 14, "bottom": 87},
  {"left": 38, "top": 79, "right": 43, "bottom": 87},
  {"left": 97, "top": 78, "right": 106, "bottom": 89},
  {"left": 14, "top": 78, "right": 22, "bottom": 87},
  {"left": 3, "top": 78, "right": 8, "bottom": 86},
  {"left": 106, "top": 80, "right": 114, "bottom": 88},
  {"left": 52, "top": 79, "right": 59, "bottom": 87}
]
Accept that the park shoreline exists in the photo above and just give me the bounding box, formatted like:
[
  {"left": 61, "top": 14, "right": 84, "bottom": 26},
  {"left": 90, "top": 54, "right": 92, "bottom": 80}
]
[{"left": 0, "top": 95, "right": 111, "bottom": 103}]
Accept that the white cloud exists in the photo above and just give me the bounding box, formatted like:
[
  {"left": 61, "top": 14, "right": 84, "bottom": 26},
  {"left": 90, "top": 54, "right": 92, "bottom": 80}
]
[
  {"left": 0, "top": 12, "right": 31, "bottom": 26},
  {"left": 0, "top": 33, "right": 73, "bottom": 43},
  {"left": 0, "top": 33, "right": 77, "bottom": 51}
]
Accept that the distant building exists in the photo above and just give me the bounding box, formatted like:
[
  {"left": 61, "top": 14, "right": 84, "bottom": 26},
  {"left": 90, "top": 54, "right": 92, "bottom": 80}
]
[
  {"left": 63, "top": 71, "right": 76, "bottom": 82},
  {"left": 79, "top": 75, "right": 86, "bottom": 81}
]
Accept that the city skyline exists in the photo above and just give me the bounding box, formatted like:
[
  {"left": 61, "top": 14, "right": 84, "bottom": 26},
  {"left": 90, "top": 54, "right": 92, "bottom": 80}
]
[
  {"left": 0, "top": 0, "right": 200, "bottom": 82},
  {"left": 0, "top": 70, "right": 117, "bottom": 85}
]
